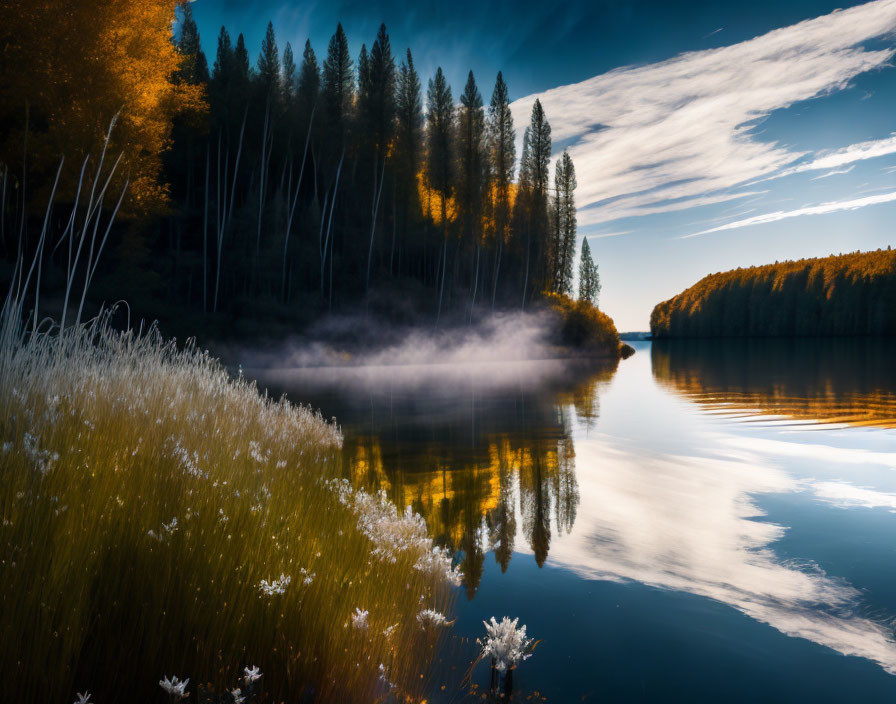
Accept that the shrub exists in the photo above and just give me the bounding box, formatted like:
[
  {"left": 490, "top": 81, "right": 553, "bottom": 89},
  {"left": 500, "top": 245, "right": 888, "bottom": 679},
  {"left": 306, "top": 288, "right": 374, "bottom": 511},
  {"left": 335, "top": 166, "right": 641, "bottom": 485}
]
[{"left": 544, "top": 292, "right": 621, "bottom": 358}]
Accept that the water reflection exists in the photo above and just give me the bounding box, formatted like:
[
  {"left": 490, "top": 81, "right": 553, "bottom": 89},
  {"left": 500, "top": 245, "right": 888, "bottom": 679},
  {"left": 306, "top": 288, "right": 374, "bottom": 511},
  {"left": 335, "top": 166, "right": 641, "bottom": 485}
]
[
  {"left": 547, "top": 441, "right": 896, "bottom": 674},
  {"left": 253, "top": 359, "right": 616, "bottom": 597},
  {"left": 651, "top": 338, "right": 896, "bottom": 428},
  {"left": 249, "top": 340, "right": 896, "bottom": 694}
]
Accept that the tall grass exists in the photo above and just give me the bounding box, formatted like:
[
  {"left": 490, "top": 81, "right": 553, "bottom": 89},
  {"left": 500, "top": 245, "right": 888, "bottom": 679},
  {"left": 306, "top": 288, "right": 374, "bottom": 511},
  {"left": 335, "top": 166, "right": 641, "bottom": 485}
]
[{"left": 0, "top": 311, "right": 458, "bottom": 701}]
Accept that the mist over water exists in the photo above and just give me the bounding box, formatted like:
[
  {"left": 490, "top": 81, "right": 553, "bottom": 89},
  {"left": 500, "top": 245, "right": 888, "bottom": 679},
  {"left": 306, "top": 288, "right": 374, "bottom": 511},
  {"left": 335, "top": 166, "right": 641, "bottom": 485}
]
[
  {"left": 221, "top": 310, "right": 603, "bottom": 393},
  {"left": 231, "top": 330, "right": 896, "bottom": 701}
]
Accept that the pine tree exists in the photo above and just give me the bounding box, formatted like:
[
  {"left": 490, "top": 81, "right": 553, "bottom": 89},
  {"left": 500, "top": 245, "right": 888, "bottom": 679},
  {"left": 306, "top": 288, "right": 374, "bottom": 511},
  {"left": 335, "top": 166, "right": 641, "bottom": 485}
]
[
  {"left": 578, "top": 237, "right": 600, "bottom": 305},
  {"left": 458, "top": 71, "right": 486, "bottom": 237},
  {"left": 395, "top": 48, "right": 423, "bottom": 272},
  {"left": 521, "top": 99, "right": 551, "bottom": 303},
  {"left": 396, "top": 49, "right": 423, "bottom": 175},
  {"left": 281, "top": 42, "right": 296, "bottom": 101},
  {"left": 322, "top": 23, "right": 353, "bottom": 144},
  {"left": 487, "top": 72, "right": 514, "bottom": 305},
  {"left": 297, "top": 40, "right": 320, "bottom": 119},
  {"left": 176, "top": 2, "right": 209, "bottom": 85},
  {"left": 256, "top": 21, "right": 281, "bottom": 103},
  {"left": 457, "top": 71, "right": 487, "bottom": 312},
  {"left": 361, "top": 25, "right": 396, "bottom": 294},
  {"left": 234, "top": 33, "right": 250, "bottom": 87},
  {"left": 357, "top": 44, "right": 370, "bottom": 107},
  {"left": 367, "top": 24, "right": 396, "bottom": 157},
  {"left": 514, "top": 126, "right": 532, "bottom": 305},
  {"left": 553, "top": 150, "right": 577, "bottom": 295},
  {"left": 426, "top": 67, "right": 454, "bottom": 217},
  {"left": 527, "top": 100, "right": 551, "bottom": 194},
  {"left": 210, "top": 28, "right": 235, "bottom": 134},
  {"left": 212, "top": 27, "right": 233, "bottom": 79},
  {"left": 426, "top": 67, "right": 454, "bottom": 322}
]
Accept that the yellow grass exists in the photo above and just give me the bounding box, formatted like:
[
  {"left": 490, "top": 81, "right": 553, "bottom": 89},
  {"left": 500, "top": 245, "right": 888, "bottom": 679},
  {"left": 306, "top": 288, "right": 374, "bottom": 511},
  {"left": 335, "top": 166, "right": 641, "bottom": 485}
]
[{"left": 0, "top": 317, "right": 457, "bottom": 702}]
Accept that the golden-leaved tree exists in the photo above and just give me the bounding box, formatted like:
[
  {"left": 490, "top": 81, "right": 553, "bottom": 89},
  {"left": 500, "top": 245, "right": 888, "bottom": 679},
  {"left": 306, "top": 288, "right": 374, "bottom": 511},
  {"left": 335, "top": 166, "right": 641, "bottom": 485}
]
[{"left": 0, "top": 0, "right": 205, "bottom": 215}]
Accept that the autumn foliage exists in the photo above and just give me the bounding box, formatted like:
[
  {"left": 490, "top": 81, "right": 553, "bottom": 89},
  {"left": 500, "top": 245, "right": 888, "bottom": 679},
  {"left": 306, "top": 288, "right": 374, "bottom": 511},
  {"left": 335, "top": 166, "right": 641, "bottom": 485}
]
[
  {"left": 0, "top": 0, "right": 205, "bottom": 213},
  {"left": 651, "top": 248, "right": 896, "bottom": 338},
  {"left": 545, "top": 292, "right": 622, "bottom": 357}
]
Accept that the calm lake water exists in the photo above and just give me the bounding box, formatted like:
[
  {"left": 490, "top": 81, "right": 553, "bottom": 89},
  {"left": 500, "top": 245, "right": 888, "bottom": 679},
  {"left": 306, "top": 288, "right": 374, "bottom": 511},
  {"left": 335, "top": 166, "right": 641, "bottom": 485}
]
[{"left": 251, "top": 338, "right": 896, "bottom": 702}]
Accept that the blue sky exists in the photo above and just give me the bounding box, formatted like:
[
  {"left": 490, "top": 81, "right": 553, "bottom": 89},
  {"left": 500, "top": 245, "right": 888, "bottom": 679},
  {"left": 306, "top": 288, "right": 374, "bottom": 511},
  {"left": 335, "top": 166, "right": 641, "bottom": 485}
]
[{"left": 191, "top": 0, "right": 896, "bottom": 330}]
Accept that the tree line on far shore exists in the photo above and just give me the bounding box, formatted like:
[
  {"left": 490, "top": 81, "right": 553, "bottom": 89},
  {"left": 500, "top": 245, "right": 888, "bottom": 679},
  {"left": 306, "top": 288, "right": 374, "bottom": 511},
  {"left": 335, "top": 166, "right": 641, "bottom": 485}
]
[
  {"left": 0, "top": 1, "right": 602, "bottom": 336},
  {"left": 651, "top": 248, "right": 896, "bottom": 338}
]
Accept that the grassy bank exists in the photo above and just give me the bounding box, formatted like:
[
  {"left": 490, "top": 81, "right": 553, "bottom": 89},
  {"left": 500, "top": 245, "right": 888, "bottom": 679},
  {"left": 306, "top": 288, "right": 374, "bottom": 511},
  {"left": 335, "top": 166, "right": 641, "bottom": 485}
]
[
  {"left": 0, "top": 316, "right": 459, "bottom": 702},
  {"left": 651, "top": 248, "right": 896, "bottom": 338}
]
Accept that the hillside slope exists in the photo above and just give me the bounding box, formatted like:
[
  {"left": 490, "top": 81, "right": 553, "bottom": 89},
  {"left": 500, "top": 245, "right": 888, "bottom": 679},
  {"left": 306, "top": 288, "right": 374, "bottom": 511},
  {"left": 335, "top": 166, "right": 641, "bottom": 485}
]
[{"left": 651, "top": 249, "right": 896, "bottom": 338}]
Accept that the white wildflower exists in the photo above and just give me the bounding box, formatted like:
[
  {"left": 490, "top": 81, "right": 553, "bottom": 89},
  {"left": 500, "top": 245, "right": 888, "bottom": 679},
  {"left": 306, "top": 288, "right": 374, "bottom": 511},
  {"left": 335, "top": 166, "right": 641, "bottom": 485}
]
[
  {"left": 377, "top": 663, "right": 395, "bottom": 691},
  {"left": 243, "top": 665, "right": 262, "bottom": 684},
  {"left": 417, "top": 609, "right": 452, "bottom": 629},
  {"left": 382, "top": 624, "right": 397, "bottom": 639},
  {"left": 230, "top": 688, "right": 245, "bottom": 704},
  {"left": 478, "top": 617, "right": 534, "bottom": 672},
  {"left": 415, "top": 546, "right": 463, "bottom": 586},
  {"left": 328, "top": 481, "right": 463, "bottom": 587},
  {"left": 249, "top": 440, "right": 269, "bottom": 464},
  {"left": 73, "top": 691, "right": 92, "bottom": 704},
  {"left": 351, "top": 608, "right": 369, "bottom": 630},
  {"left": 159, "top": 675, "right": 189, "bottom": 699},
  {"left": 258, "top": 573, "right": 291, "bottom": 596},
  {"left": 23, "top": 432, "right": 59, "bottom": 474}
]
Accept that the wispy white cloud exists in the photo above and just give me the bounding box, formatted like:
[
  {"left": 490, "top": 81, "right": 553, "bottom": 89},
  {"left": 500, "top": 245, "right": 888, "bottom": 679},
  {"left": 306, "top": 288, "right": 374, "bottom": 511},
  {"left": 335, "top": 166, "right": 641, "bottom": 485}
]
[
  {"left": 813, "top": 482, "right": 896, "bottom": 512},
  {"left": 811, "top": 165, "right": 856, "bottom": 180},
  {"left": 586, "top": 230, "right": 633, "bottom": 239},
  {"left": 511, "top": 0, "right": 896, "bottom": 226},
  {"left": 579, "top": 190, "right": 765, "bottom": 226},
  {"left": 798, "top": 134, "right": 896, "bottom": 173},
  {"left": 682, "top": 190, "right": 896, "bottom": 238}
]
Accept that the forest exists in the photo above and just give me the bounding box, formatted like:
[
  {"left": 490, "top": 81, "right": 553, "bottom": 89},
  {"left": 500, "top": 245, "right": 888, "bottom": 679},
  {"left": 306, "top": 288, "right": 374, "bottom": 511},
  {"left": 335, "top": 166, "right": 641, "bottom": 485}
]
[
  {"left": 0, "top": 1, "right": 602, "bottom": 340},
  {"left": 650, "top": 249, "right": 896, "bottom": 338}
]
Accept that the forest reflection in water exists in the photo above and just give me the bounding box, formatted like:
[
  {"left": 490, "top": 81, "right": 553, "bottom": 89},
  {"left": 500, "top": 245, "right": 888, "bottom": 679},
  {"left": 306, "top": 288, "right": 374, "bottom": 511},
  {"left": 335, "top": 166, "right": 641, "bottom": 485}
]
[
  {"left": 252, "top": 358, "right": 618, "bottom": 598},
  {"left": 652, "top": 337, "right": 896, "bottom": 428}
]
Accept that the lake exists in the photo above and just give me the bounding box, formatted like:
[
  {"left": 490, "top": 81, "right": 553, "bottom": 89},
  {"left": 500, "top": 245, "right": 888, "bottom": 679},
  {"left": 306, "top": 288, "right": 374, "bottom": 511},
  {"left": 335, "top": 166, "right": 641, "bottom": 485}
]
[{"left": 250, "top": 337, "right": 896, "bottom": 702}]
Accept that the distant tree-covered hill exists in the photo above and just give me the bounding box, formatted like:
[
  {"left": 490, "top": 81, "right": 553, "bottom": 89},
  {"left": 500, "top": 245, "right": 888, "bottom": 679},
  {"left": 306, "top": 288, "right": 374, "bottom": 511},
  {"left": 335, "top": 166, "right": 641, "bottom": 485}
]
[{"left": 651, "top": 248, "right": 896, "bottom": 338}]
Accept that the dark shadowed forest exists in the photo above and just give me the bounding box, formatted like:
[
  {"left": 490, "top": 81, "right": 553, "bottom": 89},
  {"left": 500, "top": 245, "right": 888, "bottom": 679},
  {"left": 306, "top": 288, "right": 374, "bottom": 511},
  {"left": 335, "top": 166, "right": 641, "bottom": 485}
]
[
  {"left": 651, "top": 249, "right": 896, "bottom": 338},
  {"left": 0, "top": 2, "right": 605, "bottom": 344}
]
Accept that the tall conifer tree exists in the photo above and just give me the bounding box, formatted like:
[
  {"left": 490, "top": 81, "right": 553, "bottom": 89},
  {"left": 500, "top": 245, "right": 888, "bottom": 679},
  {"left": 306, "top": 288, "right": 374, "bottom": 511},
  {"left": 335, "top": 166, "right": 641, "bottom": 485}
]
[
  {"left": 297, "top": 40, "right": 320, "bottom": 120},
  {"left": 322, "top": 23, "right": 353, "bottom": 145},
  {"left": 395, "top": 48, "right": 423, "bottom": 271},
  {"left": 256, "top": 21, "right": 281, "bottom": 102},
  {"left": 176, "top": 2, "right": 209, "bottom": 85},
  {"left": 367, "top": 24, "right": 396, "bottom": 157},
  {"left": 578, "top": 237, "right": 600, "bottom": 305},
  {"left": 488, "top": 72, "right": 515, "bottom": 305},
  {"left": 553, "top": 150, "right": 577, "bottom": 295},
  {"left": 522, "top": 99, "right": 551, "bottom": 303},
  {"left": 281, "top": 42, "right": 296, "bottom": 100},
  {"left": 426, "top": 67, "right": 454, "bottom": 322},
  {"left": 458, "top": 71, "right": 487, "bottom": 311}
]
